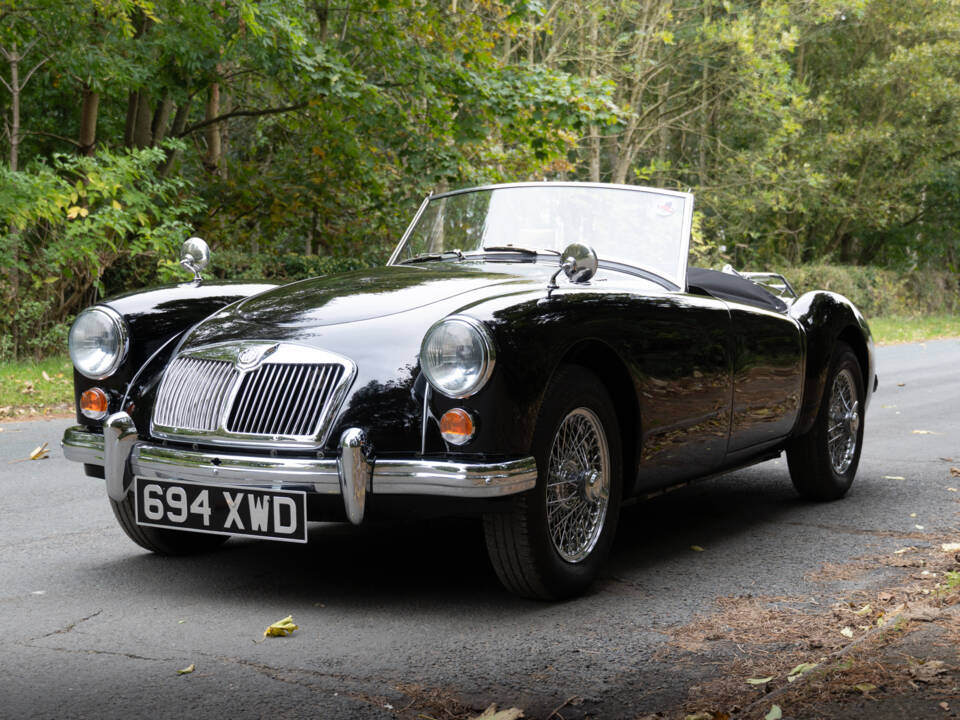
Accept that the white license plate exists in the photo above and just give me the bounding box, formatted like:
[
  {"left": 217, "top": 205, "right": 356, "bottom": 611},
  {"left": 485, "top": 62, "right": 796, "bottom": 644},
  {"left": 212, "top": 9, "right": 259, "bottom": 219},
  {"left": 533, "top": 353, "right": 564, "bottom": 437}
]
[{"left": 134, "top": 478, "right": 308, "bottom": 543}]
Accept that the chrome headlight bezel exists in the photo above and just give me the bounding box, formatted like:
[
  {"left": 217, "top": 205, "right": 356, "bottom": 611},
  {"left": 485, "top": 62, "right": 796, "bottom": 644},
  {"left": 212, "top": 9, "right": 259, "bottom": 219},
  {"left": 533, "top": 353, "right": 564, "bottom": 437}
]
[
  {"left": 68, "top": 306, "right": 129, "bottom": 380},
  {"left": 420, "top": 315, "right": 496, "bottom": 399}
]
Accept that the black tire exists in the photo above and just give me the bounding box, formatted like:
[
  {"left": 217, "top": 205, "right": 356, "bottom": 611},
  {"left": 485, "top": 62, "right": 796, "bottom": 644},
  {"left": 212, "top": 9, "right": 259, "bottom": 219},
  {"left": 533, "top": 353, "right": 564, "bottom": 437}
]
[
  {"left": 110, "top": 490, "right": 229, "bottom": 555},
  {"left": 787, "top": 341, "right": 865, "bottom": 500},
  {"left": 483, "top": 366, "right": 622, "bottom": 600}
]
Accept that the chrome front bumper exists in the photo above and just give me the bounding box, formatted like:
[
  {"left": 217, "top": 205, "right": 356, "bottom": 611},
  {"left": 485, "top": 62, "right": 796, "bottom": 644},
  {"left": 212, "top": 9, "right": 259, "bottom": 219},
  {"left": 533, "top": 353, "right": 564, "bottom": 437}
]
[{"left": 61, "top": 413, "right": 537, "bottom": 525}]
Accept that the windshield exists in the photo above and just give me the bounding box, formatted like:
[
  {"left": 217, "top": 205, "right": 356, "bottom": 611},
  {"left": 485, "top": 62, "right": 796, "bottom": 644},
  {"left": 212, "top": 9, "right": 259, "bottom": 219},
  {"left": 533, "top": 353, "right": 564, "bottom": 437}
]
[{"left": 390, "top": 184, "right": 692, "bottom": 288}]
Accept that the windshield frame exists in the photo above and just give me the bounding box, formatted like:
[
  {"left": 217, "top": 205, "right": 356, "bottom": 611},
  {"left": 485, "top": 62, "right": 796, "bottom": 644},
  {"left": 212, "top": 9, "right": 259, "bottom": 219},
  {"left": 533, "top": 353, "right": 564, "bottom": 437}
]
[{"left": 387, "top": 182, "right": 694, "bottom": 290}]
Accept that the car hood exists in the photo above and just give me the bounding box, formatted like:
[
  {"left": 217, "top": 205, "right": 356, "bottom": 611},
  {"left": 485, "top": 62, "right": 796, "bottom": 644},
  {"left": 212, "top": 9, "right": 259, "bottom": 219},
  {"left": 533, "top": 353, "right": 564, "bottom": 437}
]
[
  {"left": 230, "top": 264, "right": 533, "bottom": 328},
  {"left": 179, "top": 261, "right": 553, "bottom": 353}
]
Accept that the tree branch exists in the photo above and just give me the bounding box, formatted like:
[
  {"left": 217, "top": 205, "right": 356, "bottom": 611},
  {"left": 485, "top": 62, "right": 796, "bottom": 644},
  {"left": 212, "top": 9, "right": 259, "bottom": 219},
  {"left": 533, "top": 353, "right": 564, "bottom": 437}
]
[
  {"left": 177, "top": 102, "right": 309, "bottom": 136},
  {"left": 21, "top": 129, "right": 81, "bottom": 147},
  {"left": 20, "top": 55, "right": 48, "bottom": 87}
]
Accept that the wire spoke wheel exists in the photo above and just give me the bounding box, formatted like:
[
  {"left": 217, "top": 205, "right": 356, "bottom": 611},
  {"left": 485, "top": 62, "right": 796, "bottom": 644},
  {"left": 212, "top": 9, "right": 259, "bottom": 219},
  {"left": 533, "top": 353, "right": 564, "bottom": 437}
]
[
  {"left": 827, "top": 368, "right": 859, "bottom": 474},
  {"left": 545, "top": 407, "right": 610, "bottom": 563}
]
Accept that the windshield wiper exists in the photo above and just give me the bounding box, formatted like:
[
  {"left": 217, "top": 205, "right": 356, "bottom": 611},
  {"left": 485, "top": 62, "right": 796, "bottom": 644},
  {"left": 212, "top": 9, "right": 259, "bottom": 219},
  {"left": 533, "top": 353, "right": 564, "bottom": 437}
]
[
  {"left": 397, "top": 249, "right": 464, "bottom": 265},
  {"left": 481, "top": 246, "right": 560, "bottom": 256}
]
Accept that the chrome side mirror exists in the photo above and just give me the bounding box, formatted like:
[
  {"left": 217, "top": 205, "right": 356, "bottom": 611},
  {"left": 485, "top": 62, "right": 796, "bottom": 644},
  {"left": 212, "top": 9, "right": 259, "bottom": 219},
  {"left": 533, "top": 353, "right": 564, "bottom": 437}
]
[
  {"left": 547, "top": 243, "right": 598, "bottom": 295},
  {"left": 180, "top": 237, "right": 210, "bottom": 283}
]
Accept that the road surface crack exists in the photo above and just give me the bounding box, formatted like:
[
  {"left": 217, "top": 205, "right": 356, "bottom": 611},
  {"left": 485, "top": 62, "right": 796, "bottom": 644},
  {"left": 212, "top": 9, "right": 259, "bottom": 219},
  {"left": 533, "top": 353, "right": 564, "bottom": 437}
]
[
  {"left": 18, "top": 642, "right": 173, "bottom": 663},
  {"left": 38, "top": 609, "right": 102, "bottom": 638}
]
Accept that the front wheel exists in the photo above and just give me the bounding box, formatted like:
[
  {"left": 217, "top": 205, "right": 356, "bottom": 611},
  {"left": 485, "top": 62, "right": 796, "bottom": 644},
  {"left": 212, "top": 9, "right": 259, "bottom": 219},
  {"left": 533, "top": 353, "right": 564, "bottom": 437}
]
[
  {"left": 110, "top": 490, "right": 229, "bottom": 555},
  {"left": 787, "top": 341, "right": 865, "bottom": 500},
  {"left": 483, "top": 366, "right": 622, "bottom": 600}
]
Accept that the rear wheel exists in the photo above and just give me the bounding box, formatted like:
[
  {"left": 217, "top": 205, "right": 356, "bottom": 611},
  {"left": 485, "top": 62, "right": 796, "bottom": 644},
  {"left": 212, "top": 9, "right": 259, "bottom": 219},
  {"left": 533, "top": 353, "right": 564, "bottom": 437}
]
[
  {"left": 787, "top": 342, "right": 865, "bottom": 500},
  {"left": 110, "top": 490, "right": 229, "bottom": 555},
  {"left": 483, "top": 366, "right": 622, "bottom": 599}
]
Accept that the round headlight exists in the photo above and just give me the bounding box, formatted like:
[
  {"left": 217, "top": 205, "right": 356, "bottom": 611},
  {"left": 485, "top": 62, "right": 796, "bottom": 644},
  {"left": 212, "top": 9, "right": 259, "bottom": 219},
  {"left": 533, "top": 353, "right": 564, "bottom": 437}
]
[
  {"left": 420, "top": 316, "right": 496, "bottom": 398},
  {"left": 69, "top": 306, "right": 128, "bottom": 380}
]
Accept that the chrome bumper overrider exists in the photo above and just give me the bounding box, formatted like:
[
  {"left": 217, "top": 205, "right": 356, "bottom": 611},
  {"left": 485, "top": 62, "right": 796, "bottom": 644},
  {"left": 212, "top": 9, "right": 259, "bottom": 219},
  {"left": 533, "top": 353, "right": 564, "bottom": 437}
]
[{"left": 61, "top": 413, "right": 537, "bottom": 525}]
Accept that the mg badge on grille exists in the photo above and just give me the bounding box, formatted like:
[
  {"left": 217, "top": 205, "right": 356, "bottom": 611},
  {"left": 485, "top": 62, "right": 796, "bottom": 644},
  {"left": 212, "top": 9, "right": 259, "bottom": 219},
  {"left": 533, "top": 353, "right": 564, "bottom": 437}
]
[{"left": 237, "top": 343, "right": 278, "bottom": 371}]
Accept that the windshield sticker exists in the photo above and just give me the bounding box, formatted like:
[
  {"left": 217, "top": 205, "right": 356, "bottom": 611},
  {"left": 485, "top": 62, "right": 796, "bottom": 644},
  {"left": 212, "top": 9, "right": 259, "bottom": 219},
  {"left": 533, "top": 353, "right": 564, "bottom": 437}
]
[{"left": 656, "top": 200, "right": 676, "bottom": 217}]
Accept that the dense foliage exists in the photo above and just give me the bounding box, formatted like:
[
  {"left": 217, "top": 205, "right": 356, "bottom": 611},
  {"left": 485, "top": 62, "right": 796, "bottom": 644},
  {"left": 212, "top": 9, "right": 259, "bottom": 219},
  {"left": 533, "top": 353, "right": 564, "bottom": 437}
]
[{"left": 1, "top": 0, "right": 958, "bottom": 358}]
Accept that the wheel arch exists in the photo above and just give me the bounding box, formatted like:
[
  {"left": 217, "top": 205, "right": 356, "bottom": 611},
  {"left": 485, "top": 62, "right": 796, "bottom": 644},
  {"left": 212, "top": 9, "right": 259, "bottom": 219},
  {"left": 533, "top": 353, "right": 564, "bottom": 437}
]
[
  {"left": 557, "top": 339, "right": 639, "bottom": 501},
  {"left": 791, "top": 291, "right": 875, "bottom": 435}
]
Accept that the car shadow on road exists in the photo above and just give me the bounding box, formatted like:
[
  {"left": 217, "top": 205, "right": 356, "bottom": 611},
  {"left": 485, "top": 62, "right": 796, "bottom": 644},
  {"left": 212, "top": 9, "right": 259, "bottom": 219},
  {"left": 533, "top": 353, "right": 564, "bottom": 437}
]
[{"left": 87, "top": 462, "right": 851, "bottom": 611}]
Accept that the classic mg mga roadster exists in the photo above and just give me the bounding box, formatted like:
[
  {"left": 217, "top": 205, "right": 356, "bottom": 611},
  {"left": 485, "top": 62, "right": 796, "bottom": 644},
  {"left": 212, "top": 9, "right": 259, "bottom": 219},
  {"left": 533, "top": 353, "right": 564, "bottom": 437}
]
[{"left": 62, "top": 183, "right": 876, "bottom": 599}]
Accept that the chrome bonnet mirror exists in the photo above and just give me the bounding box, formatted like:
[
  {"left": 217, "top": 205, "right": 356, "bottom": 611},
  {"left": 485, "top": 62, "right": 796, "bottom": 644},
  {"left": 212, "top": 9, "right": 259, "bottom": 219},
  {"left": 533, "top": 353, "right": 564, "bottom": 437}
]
[
  {"left": 548, "top": 243, "right": 598, "bottom": 295},
  {"left": 180, "top": 237, "right": 210, "bottom": 282}
]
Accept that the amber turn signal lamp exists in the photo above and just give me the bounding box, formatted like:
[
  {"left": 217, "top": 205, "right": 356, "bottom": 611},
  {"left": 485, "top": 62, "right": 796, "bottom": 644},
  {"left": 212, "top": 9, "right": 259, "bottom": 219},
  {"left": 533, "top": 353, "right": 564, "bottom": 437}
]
[
  {"left": 439, "top": 408, "right": 476, "bottom": 446},
  {"left": 80, "top": 387, "right": 109, "bottom": 420}
]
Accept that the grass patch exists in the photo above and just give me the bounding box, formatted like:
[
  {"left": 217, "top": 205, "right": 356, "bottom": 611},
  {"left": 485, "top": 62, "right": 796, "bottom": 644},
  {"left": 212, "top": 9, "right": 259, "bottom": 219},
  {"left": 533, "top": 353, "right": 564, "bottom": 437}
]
[
  {"left": 870, "top": 314, "right": 960, "bottom": 345},
  {"left": 0, "top": 356, "right": 74, "bottom": 418}
]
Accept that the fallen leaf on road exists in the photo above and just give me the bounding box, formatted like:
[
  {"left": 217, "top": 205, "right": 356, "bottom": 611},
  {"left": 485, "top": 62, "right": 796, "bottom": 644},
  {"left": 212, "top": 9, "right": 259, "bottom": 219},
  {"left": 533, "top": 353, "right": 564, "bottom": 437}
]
[
  {"left": 910, "top": 660, "right": 947, "bottom": 683},
  {"left": 853, "top": 604, "right": 872, "bottom": 616},
  {"left": 905, "top": 603, "right": 940, "bottom": 622},
  {"left": 470, "top": 704, "right": 524, "bottom": 720},
  {"left": 30, "top": 443, "right": 49, "bottom": 460},
  {"left": 910, "top": 513, "right": 917, "bottom": 518},
  {"left": 897, "top": 382, "right": 905, "bottom": 387},
  {"left": 912, "top": 430, "right": 940, "bottom": 435},
  {"left": 746, "top": 677, "right": 774, "bottom": 685},
  {"left": 941, "top": 543, "right": 960, "bottom": 553},
  {"left": 840, "top": 626, "right": 854, "bottom": 638},
  {"left": 915, "top": 525, "right": 925, "bottom": 530},
  {"left": 854, "top": 683, "right": 877, "bottom": 694},
  {"left": 177, "top": 663, "right": 195, "bottom": 675},
  {"left": 263, "top": 615, "right": 298, "bottom": 637},
  {"left": 951, "top": 467, "right": 960, "bottom": 477},
  {"left": 764, "top": 705, "right": 782, "bottom": 720},
  {"left": 894, "top": 546, "right": 917, "bottom": 555},
  {"left": 883, "top": 475, "right": 906, "bottom": 480},
  {"left": 948, "top": 488, "right": 958, "bottom": 492},
  {"left": 940, "top": 702, "right": 951, "bottom": 712},
  {"left": 690, "top": 545, "right": 705, "bottom": 552},
  {"left": 787, "top": 662, "right": 818, "bottom": 682}
]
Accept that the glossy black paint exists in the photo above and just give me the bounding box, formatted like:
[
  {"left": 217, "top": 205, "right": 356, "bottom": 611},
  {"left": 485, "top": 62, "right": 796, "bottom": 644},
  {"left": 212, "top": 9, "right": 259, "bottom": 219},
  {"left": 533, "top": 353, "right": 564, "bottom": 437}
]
[
  {"left": 77, "top": 258, "right": 874, "bottom": 499},
  {"left": 789, "top": 290, "right": 875, "bottom": 435},
  {"left": 73, "top": 281, "right": 276, "bottom": 428}
]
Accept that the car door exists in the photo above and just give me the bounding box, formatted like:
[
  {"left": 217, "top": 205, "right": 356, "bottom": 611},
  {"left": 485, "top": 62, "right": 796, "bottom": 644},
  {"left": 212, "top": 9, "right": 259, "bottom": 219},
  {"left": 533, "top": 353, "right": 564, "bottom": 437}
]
[
  {"left": 627, "top": 292, "right": 734, "bottom": 491},
  {"left": 724, "top": 303, "right": 804, "bottom": 455}
]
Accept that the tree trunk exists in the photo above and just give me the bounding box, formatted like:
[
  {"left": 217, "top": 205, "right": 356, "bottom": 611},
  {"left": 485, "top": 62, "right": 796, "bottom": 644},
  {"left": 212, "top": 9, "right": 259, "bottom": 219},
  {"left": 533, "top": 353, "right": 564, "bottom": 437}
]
[
  {"left": 587, "top": 12, "right": 599, "bottom": 182},
  {"left": 124, "top": 91, "right": 139, "bottom": 147},
  {"left": 151, "top": 90, "right": 173, "bottom": 145},
  {"left": 699, "top": 63, "right": 709, "bottom": 187},
  {"left": 203, "top": 82, "right": 222, "bottom": 175},
  {"left": 133, "top": 89, "right": 153, "bottom": 147},
  {"left": 160, "top": 100, "right": 191, "bottom": 177},
  {"left": 8, "top": 47, "right": 19, "bottom": 171},
  {"left": 78, "top": 85, "right": 99, "bottom": 156}
]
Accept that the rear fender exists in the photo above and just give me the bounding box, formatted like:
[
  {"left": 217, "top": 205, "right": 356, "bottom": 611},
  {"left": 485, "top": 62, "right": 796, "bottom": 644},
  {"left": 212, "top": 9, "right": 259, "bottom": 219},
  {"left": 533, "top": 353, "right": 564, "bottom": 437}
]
[{"left": 790, "top": 291, "right": 875, "bottom": 435}]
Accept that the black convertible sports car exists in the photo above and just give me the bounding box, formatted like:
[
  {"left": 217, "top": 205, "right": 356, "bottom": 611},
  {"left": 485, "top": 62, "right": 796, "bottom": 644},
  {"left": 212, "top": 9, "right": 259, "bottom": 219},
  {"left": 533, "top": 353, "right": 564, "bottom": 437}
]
[{"left": 62, "top": 182, "right": 876, "bottom": 599}]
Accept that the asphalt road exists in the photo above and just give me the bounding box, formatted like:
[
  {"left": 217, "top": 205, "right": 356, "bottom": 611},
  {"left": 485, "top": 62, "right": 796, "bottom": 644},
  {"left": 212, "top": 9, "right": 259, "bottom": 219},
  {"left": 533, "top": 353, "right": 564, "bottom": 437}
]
[{"left": 1, "top": 339, "right": 957, "bottom": 719}]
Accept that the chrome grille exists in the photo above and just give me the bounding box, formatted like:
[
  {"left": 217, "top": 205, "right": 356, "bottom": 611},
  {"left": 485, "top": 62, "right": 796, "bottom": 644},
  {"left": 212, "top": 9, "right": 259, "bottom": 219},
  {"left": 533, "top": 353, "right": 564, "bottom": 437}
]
[
  {"left": 151, "top": 342, "right": 356, "bottom": 448},
  {"left": 153, "top": 357, "right": 237, "bottom": 432},
  {"left": 226, "top": 363, "right": 344, "bottom": 437}
]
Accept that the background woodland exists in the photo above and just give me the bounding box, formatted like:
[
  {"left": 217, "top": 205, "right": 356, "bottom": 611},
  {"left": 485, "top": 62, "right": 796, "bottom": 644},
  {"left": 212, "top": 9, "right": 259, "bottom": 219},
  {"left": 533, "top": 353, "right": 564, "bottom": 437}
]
[{"left": 2, "top": 0, "right": 959, "bottom": 359}]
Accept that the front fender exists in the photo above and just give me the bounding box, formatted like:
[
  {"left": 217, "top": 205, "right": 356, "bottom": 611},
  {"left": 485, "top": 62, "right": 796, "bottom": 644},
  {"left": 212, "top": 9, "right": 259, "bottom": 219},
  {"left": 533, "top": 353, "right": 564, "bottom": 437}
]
[
  {"left": 790, "top": 291, "right": 875, "bottom": 436},
  {"left": 72, "top": 281, "right": 276, "bottom": 429}
]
